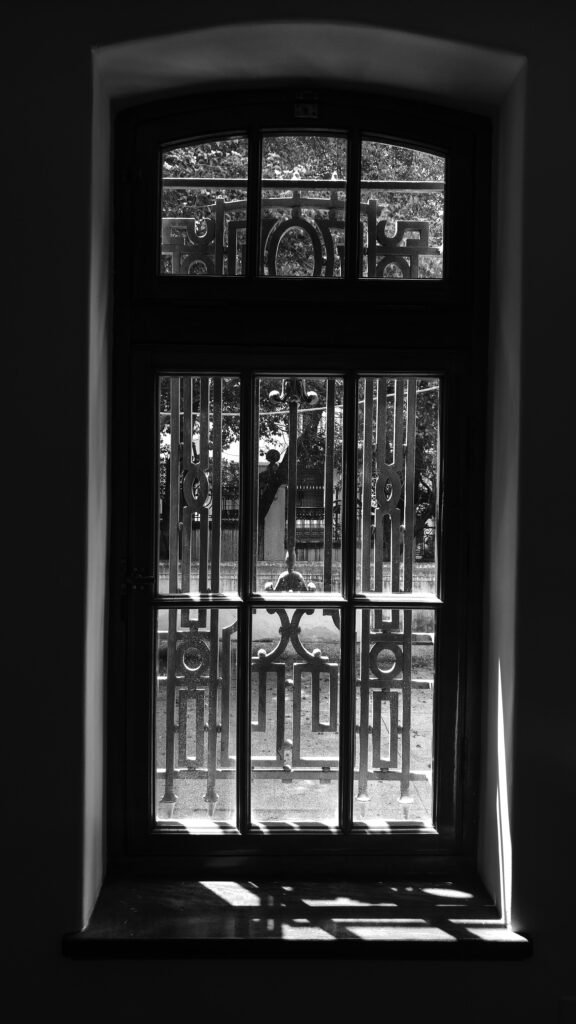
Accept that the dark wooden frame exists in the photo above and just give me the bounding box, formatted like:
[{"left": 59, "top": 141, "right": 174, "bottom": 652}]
[{"left": 108, "top": 86, "right": 490, "bottom": 879}]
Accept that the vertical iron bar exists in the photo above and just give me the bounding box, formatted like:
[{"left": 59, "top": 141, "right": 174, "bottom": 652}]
[
  {"left": 169, "top": 377, "right": 180, "bottom": 593},
  {"left": 286, "top": 398, "right": 298, "bottom": 569},
  {"left": 374, "top": 377, "right": 386, "bottom": 594},
  {"left": 245, "top": 131, "right": 262, "bottom": 279},
  {"left": 211, "top": 376, "right": 222, "bottom": 593},
  {"left": 236, "top": 372, "right": 253, "bottom": 832},
  {"left": 199, "top": 376, "right": 209, "bottom": 592},
  {"left": 357, "top": 607, "right": 371, "bottom": 802},
  {"left": 177, "top": 688, "right": 187, "bottom": 766},
  {"left": 404, "top": 377, "right": 417, "bottom": 593},
  {"left": 401, "top": 609, "right": 413, "bottom": 800},
  {"left": 338, "top": 374, "right": 357, "bottom": 831},
  {"left": 361, "top": 378, "right": 373, "bottom": 591},
  {"left": 215, "top": 196, "right": 224, "bottom": 275},
  {"left": 344, "top": 130, "right": 361, "bottom": 280},
  {"left": 182, "top": 377, "right": 192, "bottom": 597},
  {"left": 338, "top": 600, "right": 354, "bottom": 832},
  {"left": 391, "top": 380, "right": 402, "bottom": 605},
  {"left": 252, "top": 379, "right": 261, "bottom": 590},
  {"left": 161, "top": 607, "right": 177, "bottom": 809},
  {"left": 204, "top": 608, "right": 220, "bottom": 815},
  {"left": 367, "top": 198, "right": 378, "bottom": 278},
  {"left": 323, "top": 377, "right": 335, "bottom": 591}
]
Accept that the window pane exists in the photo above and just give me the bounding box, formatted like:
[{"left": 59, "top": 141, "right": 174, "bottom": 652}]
[
  {"left": 356, "top": 377, "right": 440, "bottom": 595},
  {"left": 251, "top": 606, "right": 340, "bottom": 824},
  {"left": 155, "top": 607, "right": 237, "bottom": 828},
  {"left": 260, "top": 136, "right": 347, "bottom": 277},
  {"left": 159, "top": 375, "right": 240, "bottom": 596},
  {"left": 360, "top": 140, "right": 445, "bottom": 279},
  {"left": 255, "top": 376, "right": 344, "bottom": 594},
  {"left": 161, "top": 137, "right": 248, "bottom": 276},
  {"left": 354, "top": 608, "right": 434, "bottom": 824}
]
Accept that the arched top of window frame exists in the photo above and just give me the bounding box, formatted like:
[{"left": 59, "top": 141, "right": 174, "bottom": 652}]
[
  {"left": 118, "top": 86, "right": 489, "bottom": 322},
  {"left": 160, "top": 132, "right": 446, "bottom": 281}
]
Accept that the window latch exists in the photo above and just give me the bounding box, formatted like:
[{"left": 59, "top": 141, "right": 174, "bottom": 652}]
[{"left": 125, "top": 569, "right": 155, "bottom": 591}]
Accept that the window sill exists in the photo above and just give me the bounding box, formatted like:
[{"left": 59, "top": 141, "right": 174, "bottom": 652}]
[{"left": 63, "top": 876, "right": 531, "bottom": 959}]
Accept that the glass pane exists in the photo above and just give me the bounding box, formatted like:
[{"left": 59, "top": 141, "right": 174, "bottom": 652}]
[
  {"left": 159, "top": 375, "right": 240, "bottom": 596},
  {"left": 360, "top": 140, "right": 445, "bottom": 279},
  {"left": 155, "top": 607, "right": 237, "bottom": 828},
  {"left": 255, "top": 376, "right": 344, "bottom": 594},
  {"left": 260, "top": 135, "right": 347, "bottom": 277},
  {"left": 354, "top": 608, "right": 435, "bottom": 824},
  {"left": 161, "top": 136, "right": 248, "bottom": 276},
  {"left": 356, "top": 377, "right": 440, "bottom": 595},
  {"left": 251, "top": 606, "right": 340, "bottom": 824}
]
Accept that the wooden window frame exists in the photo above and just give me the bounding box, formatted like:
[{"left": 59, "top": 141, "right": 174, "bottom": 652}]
[{"left": 108, "top": 86, "right": 490, "bottom": 880}]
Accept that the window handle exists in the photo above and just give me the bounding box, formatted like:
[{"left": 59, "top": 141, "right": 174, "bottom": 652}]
[{"left": 125, "top": 569, "right": 155, "bottom": 591}]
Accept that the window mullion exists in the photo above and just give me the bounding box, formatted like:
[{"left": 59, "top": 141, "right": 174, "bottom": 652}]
[
  {"left": 344, "top": 130, "right": 361, "bottom": 280},
  {"left": 245, "top": 130, "right": 262, "bottom": 280}
]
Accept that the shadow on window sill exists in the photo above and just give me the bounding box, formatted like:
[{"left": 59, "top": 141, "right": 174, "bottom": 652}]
[{"left": 63, "top": 876, "right": 531, "bottom": 959}]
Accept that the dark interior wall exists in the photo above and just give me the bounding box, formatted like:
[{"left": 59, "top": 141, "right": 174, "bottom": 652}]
[{"left": 5, "top": 3, "right": 574, "bottom": 1021}]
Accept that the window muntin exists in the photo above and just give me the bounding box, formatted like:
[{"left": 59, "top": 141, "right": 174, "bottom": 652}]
[
  {"left": 354, "top": 607, "right": 435, "bottom": 825},
  {"left": 154, "top": 374, "right": 440, "bottom": 831},
  {"left": 161, "top": 136, "right": 248, "bottom": 276},
  {"left": 356, "top": 377, "right": 439, "bottom": 595},
  {"left": 158, "top": 375, "right": 241, "bottom": 596},
  {"left": 158, "top": 133, "right": 445, "bottom": 281},
  {"left": 256, "top": 376, "right": 344, "bottom": 594},
  {"left": 360, "top": 140, "right": 445, "bottom": 279},
  {"left": 155, "top": 606, "right": 238, "bottom": 826},
  {"left": 260, "top": 135, "right": 347, "bottom": 277}
]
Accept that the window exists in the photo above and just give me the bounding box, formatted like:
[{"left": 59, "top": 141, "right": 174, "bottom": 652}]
[{"left": 110, "top": 89, "right": 489, "bottom": 875}]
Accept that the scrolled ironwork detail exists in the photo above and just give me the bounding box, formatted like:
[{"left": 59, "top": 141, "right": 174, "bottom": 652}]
[
  {"left": 268, "top": 377, "right": 319, "bottom": 408},
  {"left": 176, "top": 632, "right": 210, "bottom": 678},
  {"left": 375, "top": 466, "right": 402, "bottom": 513},
  {"left": 265, "top": 214, "right": 325, "bottom": 277},
  {"left": 182, "top": 461, "right": 211, "bottom": 512}
]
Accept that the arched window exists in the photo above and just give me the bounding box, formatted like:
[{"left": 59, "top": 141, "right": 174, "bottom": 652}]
[{"left": 110, "top": 88, "right": 489, "bottom": 874}]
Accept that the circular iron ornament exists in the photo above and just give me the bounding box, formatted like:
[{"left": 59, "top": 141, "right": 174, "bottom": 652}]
[
  {"left": 375, "top": 255, "right": 411, "bottom": 278},
  {"left": 177, "top": 634, "right": 210, "bottom": 676},
  {"left": 369, "top": 642, "right": 403, "bottom": 682},
  {"left": 375, "top": 466, "right": 402, "bottom": 512},
  {"left": 182, "top": 462, "right": 210, "bottom": 512},
  {"left": 266, "top": 215, "right": 324, "bottom": 278}
]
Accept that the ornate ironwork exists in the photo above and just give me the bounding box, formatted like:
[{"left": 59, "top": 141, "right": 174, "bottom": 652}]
[
  {"left": 157, "top": 375, "right": 436, "bottom": 823},
  {"left": 161, "top": 179, "right": 443, "bottom": 277},
  {"left": 264, "top": 379, "right": 319, "bottom": 593}
]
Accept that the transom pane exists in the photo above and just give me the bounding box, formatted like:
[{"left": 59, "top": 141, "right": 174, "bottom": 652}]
[
  {"left": 260, "top": 135, "right": 347, "bottom": 277},
  {"left": 161, "top": 136, "right": 248, "bottom": 276},
  {"left": 158, "top": 133, "right": 446, "bottom": 281},
  {"left": 360, "top": 140, "right": 445, "bottom": 279}
]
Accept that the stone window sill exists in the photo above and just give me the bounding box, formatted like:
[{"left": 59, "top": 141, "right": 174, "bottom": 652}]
[{"left": 63, "top": 876, "right": 531, "bottom": 959}]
